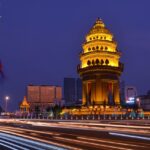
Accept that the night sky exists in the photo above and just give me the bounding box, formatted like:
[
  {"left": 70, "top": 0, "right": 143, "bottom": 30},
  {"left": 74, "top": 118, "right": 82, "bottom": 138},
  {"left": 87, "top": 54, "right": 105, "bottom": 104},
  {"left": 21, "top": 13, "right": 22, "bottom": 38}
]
[{"left": 0, "top": 0, "right": 150, "bottom": 111}]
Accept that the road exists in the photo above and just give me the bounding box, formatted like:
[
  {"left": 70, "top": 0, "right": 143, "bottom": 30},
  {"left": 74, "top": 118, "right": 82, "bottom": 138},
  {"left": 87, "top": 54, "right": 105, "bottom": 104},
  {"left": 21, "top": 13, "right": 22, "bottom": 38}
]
[{"left": 0, "top": 119, "right": 150, "bottom": 150}]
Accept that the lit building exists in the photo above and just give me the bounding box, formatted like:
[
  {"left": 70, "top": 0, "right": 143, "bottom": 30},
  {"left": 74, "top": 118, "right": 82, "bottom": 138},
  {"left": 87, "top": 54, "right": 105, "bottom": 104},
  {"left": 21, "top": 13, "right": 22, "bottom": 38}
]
[
  {"left": 125, "top": 86, "right": 137, "bottom": 104},
  {"left": 62, "top": 18, "right": 124, "bottom": 115},
  {"left": 27, "top": 85, "right": 62, "bottom": 112},
  {"left": 77, "top": 18, "right": 123, "bottom": 107},
  {"left": 19, "top": 96, "right": 30, "bottom": 113}
]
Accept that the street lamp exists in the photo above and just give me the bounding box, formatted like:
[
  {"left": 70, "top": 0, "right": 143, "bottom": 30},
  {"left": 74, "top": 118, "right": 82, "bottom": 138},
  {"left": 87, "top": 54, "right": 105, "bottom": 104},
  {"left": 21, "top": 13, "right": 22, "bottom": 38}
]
[{"left": 5, "top": 96, "right": 10, "bottom": 112}]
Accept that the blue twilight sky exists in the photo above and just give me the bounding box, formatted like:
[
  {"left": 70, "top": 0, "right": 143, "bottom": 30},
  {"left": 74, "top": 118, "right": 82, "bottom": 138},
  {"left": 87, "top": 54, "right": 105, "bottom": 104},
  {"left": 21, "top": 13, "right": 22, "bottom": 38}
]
[{"left": 0, "top": 0, "right": 150, "bottom": 111}]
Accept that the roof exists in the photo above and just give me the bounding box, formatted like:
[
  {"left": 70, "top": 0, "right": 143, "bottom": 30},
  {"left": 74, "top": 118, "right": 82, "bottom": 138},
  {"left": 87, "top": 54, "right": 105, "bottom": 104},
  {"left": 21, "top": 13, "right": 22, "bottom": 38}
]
[
  {"left": 87, "top": 18, "right": 112, "bottom": 36},
  {"left": 20, "top": 96, "right": 30, "bottom": 107}
]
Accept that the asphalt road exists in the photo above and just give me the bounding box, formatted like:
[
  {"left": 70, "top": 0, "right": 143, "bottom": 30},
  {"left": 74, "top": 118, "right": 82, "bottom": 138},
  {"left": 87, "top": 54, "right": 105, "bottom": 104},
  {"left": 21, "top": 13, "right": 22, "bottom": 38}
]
[{"left": 0, "top": 119, "right": 150, "bottom": 150}]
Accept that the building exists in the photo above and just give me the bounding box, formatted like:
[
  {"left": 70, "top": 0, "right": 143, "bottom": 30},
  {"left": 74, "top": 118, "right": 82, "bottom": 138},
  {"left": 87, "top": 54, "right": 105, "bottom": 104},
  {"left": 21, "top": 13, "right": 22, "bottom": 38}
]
[
  {"left": 27, "top": 85, "right": 62, "bottom": 112},
  {"left": 64, "top": 78, "right": 76, "bottom": 106},
  {"left": 136, "top": 91, "right": 150, "bottom": 111},
  {"left": 120, "top": 81, "right": 125, "bottom": 105},
  {"left": 62, "top": 18, "right": 126, "bottom": 115},
  {"left": 63, "top": 78, "right": 82, "bottom": 106},
  {"left": 76, "top": 78, "right": 82, "bottom": 104},
  {"left": 20, "top": 96, "right": 30, "bottom": 113},
  {"left": 125, "top": 86, "right": 137, "bottom": 104},
  {"left": 77, "top": 18, "right": 123, "bottom": 107}
]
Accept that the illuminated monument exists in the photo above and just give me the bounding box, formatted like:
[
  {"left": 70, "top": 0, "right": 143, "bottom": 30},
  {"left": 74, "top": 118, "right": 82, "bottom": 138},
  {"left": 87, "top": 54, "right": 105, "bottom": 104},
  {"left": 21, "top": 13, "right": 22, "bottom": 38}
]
[
  {"left": 77, "top": 18, "right": 123, "bottom": 108},
  {"left": 63, "top": 18, "right": 124, "bottom": 115}
]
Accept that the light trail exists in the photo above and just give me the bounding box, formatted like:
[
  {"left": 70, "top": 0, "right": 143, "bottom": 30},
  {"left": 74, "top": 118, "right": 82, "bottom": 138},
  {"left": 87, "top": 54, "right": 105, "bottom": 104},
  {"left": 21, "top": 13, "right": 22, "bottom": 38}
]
[
  {"left": 0, "top": 139, "right": 29, "bottom": 150},
  {"left": 0, "top": 143, "right": 18, "bottom": 150},
  {"left": 109, "top": 132, "right": 150, "bottom": 141},
  {"left": 0, "top": 133, "right": 45, "bottom": 150},
  {"left": 1, "top": 119, "right": 150, "bottom": 137},
  {"left": 77, "top": 136, "right": 146, "bottom": 148},
  {"left": 26, "top": 121, "right": 150, "bottom": 136},
  {"left": 58, "top": 121, "right": 150, "bottom": 129},
  {"left": 53, "top": 136, "right": 133, "bottom": 150},
  {"left": 0, "top": 125, "right": 60, "bottom": 136},
  {"left": 0, "top": 129, "right": 81, "bottom": 150}
]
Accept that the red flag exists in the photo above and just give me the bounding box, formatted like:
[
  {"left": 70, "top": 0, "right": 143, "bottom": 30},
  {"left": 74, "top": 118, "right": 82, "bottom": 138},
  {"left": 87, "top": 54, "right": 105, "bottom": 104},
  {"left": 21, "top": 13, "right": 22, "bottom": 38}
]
[{"left": 0, "top": 60, "right": 4, "bottom": 78}]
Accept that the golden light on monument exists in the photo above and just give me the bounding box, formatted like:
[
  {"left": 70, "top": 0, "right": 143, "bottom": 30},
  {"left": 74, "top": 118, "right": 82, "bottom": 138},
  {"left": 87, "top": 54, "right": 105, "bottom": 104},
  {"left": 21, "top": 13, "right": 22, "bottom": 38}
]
[
  {"left": 63, "top": 18, "right": 124, "bottom": 115},
  {"left": 77, "top": 18, "right": 123, "bottom": 107}
]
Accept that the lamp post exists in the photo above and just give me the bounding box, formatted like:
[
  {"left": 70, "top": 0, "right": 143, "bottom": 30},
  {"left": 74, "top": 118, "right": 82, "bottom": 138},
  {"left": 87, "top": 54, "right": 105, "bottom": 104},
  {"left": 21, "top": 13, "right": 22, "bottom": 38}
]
[{"left": 5, "top": 96, "right": 10, "bottom": 112}]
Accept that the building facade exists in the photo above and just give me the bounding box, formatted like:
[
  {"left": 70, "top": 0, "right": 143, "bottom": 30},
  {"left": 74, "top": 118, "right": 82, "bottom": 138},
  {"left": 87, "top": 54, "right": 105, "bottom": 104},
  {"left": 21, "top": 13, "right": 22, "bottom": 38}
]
[
  {"left": 77, "top": 18, "right": 123, "bottom": 107},
  {"left": 64, "top": 78, "right": 82, "bottom": 106},
  {"left": 76, "top": 78, "right": 82, "bottom": 104},
  {"left": 125, "top": 86, "right": 137, "bottom": 104},
  {"left": 64, "top": 78, "right": 76, "bottom": 106},
  {"left": 137, "top": 91, "right": 150, "bottom": 111},
  {"left": 27, "top": 85, "right": 62, "bottom": 112}
]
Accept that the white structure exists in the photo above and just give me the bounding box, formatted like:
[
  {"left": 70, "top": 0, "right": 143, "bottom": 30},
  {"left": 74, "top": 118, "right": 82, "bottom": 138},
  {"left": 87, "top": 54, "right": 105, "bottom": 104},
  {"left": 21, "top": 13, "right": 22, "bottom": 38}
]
[{"left": 125, "top": 86, "right": 137, "bottom": 104}]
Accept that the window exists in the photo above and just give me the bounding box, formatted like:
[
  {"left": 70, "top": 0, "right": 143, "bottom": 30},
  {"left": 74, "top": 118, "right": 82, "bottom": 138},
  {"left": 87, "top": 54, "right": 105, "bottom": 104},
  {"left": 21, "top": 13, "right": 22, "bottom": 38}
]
[
  {"left": 87, "top": 60, "right": 91, "bottom": 66},
  {"left": 92, "top": 47, "right": 95, "bottom": 50},
  {"left": 101, "top": 59, "right": 104, "bottom": 65},
  {"left": 88, "top": 48, "right": 91, "bottom": 51},
  {"left": 105, "top": 59, "right": 109, "bottom": 65},
  {"left": 96, "top": 46, "right": 99, "bottom": 50},
  {"left": 96, "top": 59, "right": 100, "bottom": 65},
  {"left": 105, "top": 47, "right": 108, "bottom": 50},
  {"left": 100, "top": 46, "right": 103, "bottom": 50},
  {"left": 92, "top": 60, "right": 95, "bottom": 65}
]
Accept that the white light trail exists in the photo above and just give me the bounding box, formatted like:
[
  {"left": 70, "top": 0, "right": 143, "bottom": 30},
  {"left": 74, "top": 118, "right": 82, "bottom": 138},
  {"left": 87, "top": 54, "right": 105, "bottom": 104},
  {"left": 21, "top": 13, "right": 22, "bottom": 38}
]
[
  {"left": 109, "top": 132, "right": 150, "bottom": 141},
  {"left": 0, "top": 129, "right": 80, "bottom": 150},
  {"left": 77, "top": 136, "right": 146, "bottom": 148},
  {"left": 54, "top": 136, "right": 133, "bottom": 150},
  {"left": 0, "top": 143, "right": 18, "bottom": 150},
  {"left": 0, "top": 134, "right": 45, "bottom": 150},
  {"left": 0, "top": 139, "right": 29, "bottom": 150},
  {"left": 0, "top": 132, "right": 65, "bottom": 150}
]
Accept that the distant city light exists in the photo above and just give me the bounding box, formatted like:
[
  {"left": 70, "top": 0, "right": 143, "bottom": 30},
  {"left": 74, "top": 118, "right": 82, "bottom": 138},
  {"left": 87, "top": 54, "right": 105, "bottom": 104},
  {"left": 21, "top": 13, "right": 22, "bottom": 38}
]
[
  {"left": 126, "top": 97, "right": 135, "bottom": 104},
  {"left": 5, "top": 96, "right": 10, "bottom": 100}
]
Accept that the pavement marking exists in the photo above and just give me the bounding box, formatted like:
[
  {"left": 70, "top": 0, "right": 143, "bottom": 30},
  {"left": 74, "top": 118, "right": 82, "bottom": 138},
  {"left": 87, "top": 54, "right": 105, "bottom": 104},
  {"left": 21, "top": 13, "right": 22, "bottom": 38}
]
[{"left": 109, "top": 132, "right": 150, "bottom": 141}]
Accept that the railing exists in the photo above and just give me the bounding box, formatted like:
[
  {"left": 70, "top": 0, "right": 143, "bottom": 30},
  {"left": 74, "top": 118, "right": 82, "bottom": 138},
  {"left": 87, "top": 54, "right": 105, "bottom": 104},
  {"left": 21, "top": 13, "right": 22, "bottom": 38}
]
[{"left": 14, "top": 112, "right": 150, "bottom": 120}]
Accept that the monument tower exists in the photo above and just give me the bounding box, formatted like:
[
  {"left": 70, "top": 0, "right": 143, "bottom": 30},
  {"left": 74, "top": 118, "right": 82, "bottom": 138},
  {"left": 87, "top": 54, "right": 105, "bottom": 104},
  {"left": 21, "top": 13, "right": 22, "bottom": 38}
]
[{"left": 77, "top": 18, "right": 123, "bottom": 107}]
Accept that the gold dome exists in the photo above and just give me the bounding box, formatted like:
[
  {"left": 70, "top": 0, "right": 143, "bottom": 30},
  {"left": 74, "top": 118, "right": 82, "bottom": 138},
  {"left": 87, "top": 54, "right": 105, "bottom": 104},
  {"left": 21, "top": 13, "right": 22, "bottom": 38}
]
[{"left": 87, "top": 18, "right": 112, "bottom": 36}]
